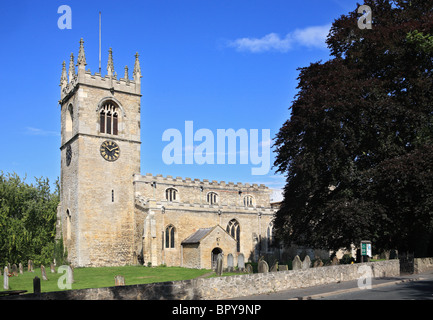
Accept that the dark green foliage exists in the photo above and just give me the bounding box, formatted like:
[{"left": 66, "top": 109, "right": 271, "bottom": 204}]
[
  {"left": 273, "top": 0, "right": 433, "bottom": 257},
  {"left": 0, "top": 172, "right": 60, "bottom": 266}
]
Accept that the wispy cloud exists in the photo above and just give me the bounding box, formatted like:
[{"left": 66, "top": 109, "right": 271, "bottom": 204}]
[
  {"left": 227, "top": 23, "right": 331, "bottom": 53},
  {"left": 25, "top": 127, "right": 60, "bottom": 137}
]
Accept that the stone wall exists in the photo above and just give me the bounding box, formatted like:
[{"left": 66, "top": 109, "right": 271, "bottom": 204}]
[
  {"left": 414, "top": 257, "right": 433, "bottom": 274},
  {"left": 6, "top": 260, "right": 399, "bottom": 300}
]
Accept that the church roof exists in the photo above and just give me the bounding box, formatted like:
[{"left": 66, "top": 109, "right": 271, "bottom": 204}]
[{"left": 181, "top": 227, "right": 215, "bottom": 244}]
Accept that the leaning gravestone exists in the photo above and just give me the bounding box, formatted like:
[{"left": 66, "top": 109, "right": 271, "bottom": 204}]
[
  {"left": 258, "top": 260, "right": 269, "bottom": 273},
  {"left": 237, "top": 253, "right": 245, "bottom": 271},
  {"left": 41, "top": 265, "right": 48, "bottom": 280},
  {"left": 331, "top": 256, "right": 339, "bottom": 265},
  {"left": 67, "top": 266, "right": 74, "bottom": 284},
  {"left": 227, "top": 254, "right": 234, "bottom": 272},
  {"left": 12, "top": 264, "right": 18, "bottom": 276},
  {"left": 245, "top": 264, "right": 253, "bottom": 274},
  {"left": 216, "top": 253, "right": 223, "bottom": 276},
  {"left": 302, "top": 255, "right": 311, "bottom": 270},
  {"left": 115, "top": 275, "right": 125, "bottom": 286},
  {"left": 28, "top": 260, "right": 34, "bottom": 272},
  {"left": 3, "top": 267, "right": 9, "bottom": 290},
  {"left": 270, "top": 261, "right": 278, "bottom": 272},
  {"left": 313, "top": 258, "right": 323, "bottom": 268},
  {"left": 292, "top": 255, "right": 302, "bottom": 270}
]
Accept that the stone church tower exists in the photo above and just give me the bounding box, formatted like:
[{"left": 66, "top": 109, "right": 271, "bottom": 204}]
[{"left": 58, "top": 39, "right": 142, "bottom": 267}]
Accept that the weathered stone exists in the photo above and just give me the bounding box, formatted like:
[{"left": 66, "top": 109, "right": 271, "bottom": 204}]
[
  {"left": 237, "top": 253, "right": 245, "bottom": 271},
  {"left": 50, "top": 263, "right": 56, "bottom": 273},
  {"left": 115, "top": 275, "right": 125, "bottom": 286},
  {"left": 245, "top": 264, "right": 253, "bottom": 274},
  {"left": 227, "top": 254, "right": 234, "bottom": 272},
  {"left": 270, "top": 261, "right": 278, "bottom": 272},
  {"left": 3, "top": 267, "right": 9, "bottom": 290},
  {"left": 28, "top": 260, "right": 34, "bottom": 272},
  {"left": 302, "top": 255, "right": 311, "bottom": 270},
  {"left": 11, "top": 264, "right": 18, "bottom": 276},
  {"left": 216, "top": 253, "right": 223, "bottom": 276},
  {"left": 313, "top": 258, "right": 323, "bottom": 268},
  {"left": 41, "top": 265, "right": 48, "bottom": 280},
  {"left": 258, "top": 260, "right": 269, "bottom": 273},
  {"left": 331, "top": 256, "right": 339, "bottom": 265},
  {"left": 19, "top": 263, "right": 23, "bottom": 274},
  {"left": 68, "top": 265, "right": 74, "bottom": 284},
  {"left": 279, "top": 265, "right": 288, "bottom": 271},
  {"left": 292, "top": 255, "right": 302, "bottom": 270}
]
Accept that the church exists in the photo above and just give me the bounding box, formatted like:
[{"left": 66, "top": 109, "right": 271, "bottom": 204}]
[{"left": 57, "top": 39, "right": 277, "bottom": 269}]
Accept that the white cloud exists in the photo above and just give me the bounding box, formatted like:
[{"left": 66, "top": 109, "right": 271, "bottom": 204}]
[
  {"left": 228, "top": 23, "right": 331, "bottom": 53},
  {"left": 25, "top": 127, "right": 60, "bottom": 137}
]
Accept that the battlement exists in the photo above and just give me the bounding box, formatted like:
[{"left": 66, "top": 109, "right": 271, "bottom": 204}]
[
  {"left": 133, "top": 172, "right": 268, "bottom": 190},
  {"left": 60, "top": 38, "right": 142, "bottom": 103}
]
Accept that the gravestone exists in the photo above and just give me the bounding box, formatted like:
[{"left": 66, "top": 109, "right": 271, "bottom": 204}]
[
  {"left": 3, "top": 267, "right": 9, "bottom": 290},
  {"left": 292, "top": 255, "right": 302, "bottom": 270},
  {"left": 7, "top": 263, "right": 11, "bottom": 273},
  {"left": 12, "top": 264, "right": 18, "bottom": 276},
  {"left": 114, "top": 275, "right": 125, "bottom": 286},
  {"left": 237, "top": 253, "right": 245, "bottom": 271},
  {"left": 302, "top": 255, "right": 311, "bottom": 270},
  {"left": 28, "top": 260, "right": 34, "bottom": 272},
  {"left": 331, "top": 256, "right": 339, "bottom": 265},
  {"left": 33, "top": 276, "right": 41, "bottom": 294},
  {"left": 227, "top": 254, "right": 234, "bottom": 272},
  {"left": 67, "top": 266, "right": 74, "bottom": 284},
  {"left": 216, "top": 253, "right": 223, "bottom": 276},
  {"left": 279, "top": 265, "right": 288, "bottom": 271},
  {"left": 258, "top": 260, "right": 269, "bottom": 273},
  {"left": 19, "top": 263, "right": 23, "bottom": 274},
  {"left": 313, "top": 258, "right": 323, "bottom": 268},
  {"left": 245, "top": 264, "right": 253, "bottom": 274},
  {"left": 50, "top": 263, "right": 56, "bottom": 273},
  {"left": 41, "top": 265, "right": 48, "bottom": 280},
  {"left": 270, "top": 261, "right": 278, "bottom": 272}
]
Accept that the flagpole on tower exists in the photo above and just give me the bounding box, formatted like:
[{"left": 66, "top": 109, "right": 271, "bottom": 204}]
[{"left": 99, "top": 11, "right": 102, "bottom": 74}]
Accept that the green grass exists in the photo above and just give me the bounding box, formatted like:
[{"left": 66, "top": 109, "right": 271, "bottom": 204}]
[{"left": 1, "top": 266, "right": 213, "bottom": 294}]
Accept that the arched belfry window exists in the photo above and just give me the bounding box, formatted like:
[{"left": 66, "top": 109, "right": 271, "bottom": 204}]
[
  {"left": 207, "top": 192, "right": 218, "bottom": 205},
  {"left": 165, "top": 225, "right": 176, "bottom": 248},
  {"left": 244, "top": 195, "right": 254, "bottom": 207},
  {"left": 100, "top": 101, "right": 119, "bottom": 135},
  {"left": 165, "top": 188, "right": 178, "bottom": 202},
  {"left": 226, "top": 219, "right": 240, "bottom": 252}
]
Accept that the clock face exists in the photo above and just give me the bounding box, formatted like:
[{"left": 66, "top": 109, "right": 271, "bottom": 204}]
[
  {"left": 100, "top": 140, "right": 120, "bottom": 162},
  {"left": 66, "top": 145, "right": 72, "bottom": 166}
]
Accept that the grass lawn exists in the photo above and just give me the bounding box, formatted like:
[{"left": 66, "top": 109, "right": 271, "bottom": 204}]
[{"left": 1, "top": 266, "right": 213, "bottom": 294}]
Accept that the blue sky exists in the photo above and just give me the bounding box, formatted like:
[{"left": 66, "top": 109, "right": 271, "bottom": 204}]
[{"left": 0, "top": 0, "right": 361, "bottom": 194}]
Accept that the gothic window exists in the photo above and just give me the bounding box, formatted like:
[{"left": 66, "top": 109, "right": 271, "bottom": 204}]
[
  {"left": 244, "top": 195, "right": 254, "bottom": 207},
  {"left": 207, "top": 192, "right": 218, "bottom": 205},
  {"left": 165, "top": 225, "right": 175, "bottom": 248},
  {"left": 100, "top": 101, "right": 119, "bottom": 135},
  {"left": 166, "top": 188, "right": 177, "bottom": 202},
  {"left": 226, "top": 219, "right": 240, "bottom": 252}
]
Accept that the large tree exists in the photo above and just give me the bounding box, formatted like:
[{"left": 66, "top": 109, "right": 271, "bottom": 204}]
[
  {"left": 0, "top": 172, "right": 60, "bottom": 265},
  {"left": 273, "top": 0, "right": 433, "bottom": 257}
]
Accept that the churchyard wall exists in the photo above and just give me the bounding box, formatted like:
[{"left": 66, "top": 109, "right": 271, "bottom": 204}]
[{"left": 6, "top": 260, "right": 399, "bottom": 300}]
